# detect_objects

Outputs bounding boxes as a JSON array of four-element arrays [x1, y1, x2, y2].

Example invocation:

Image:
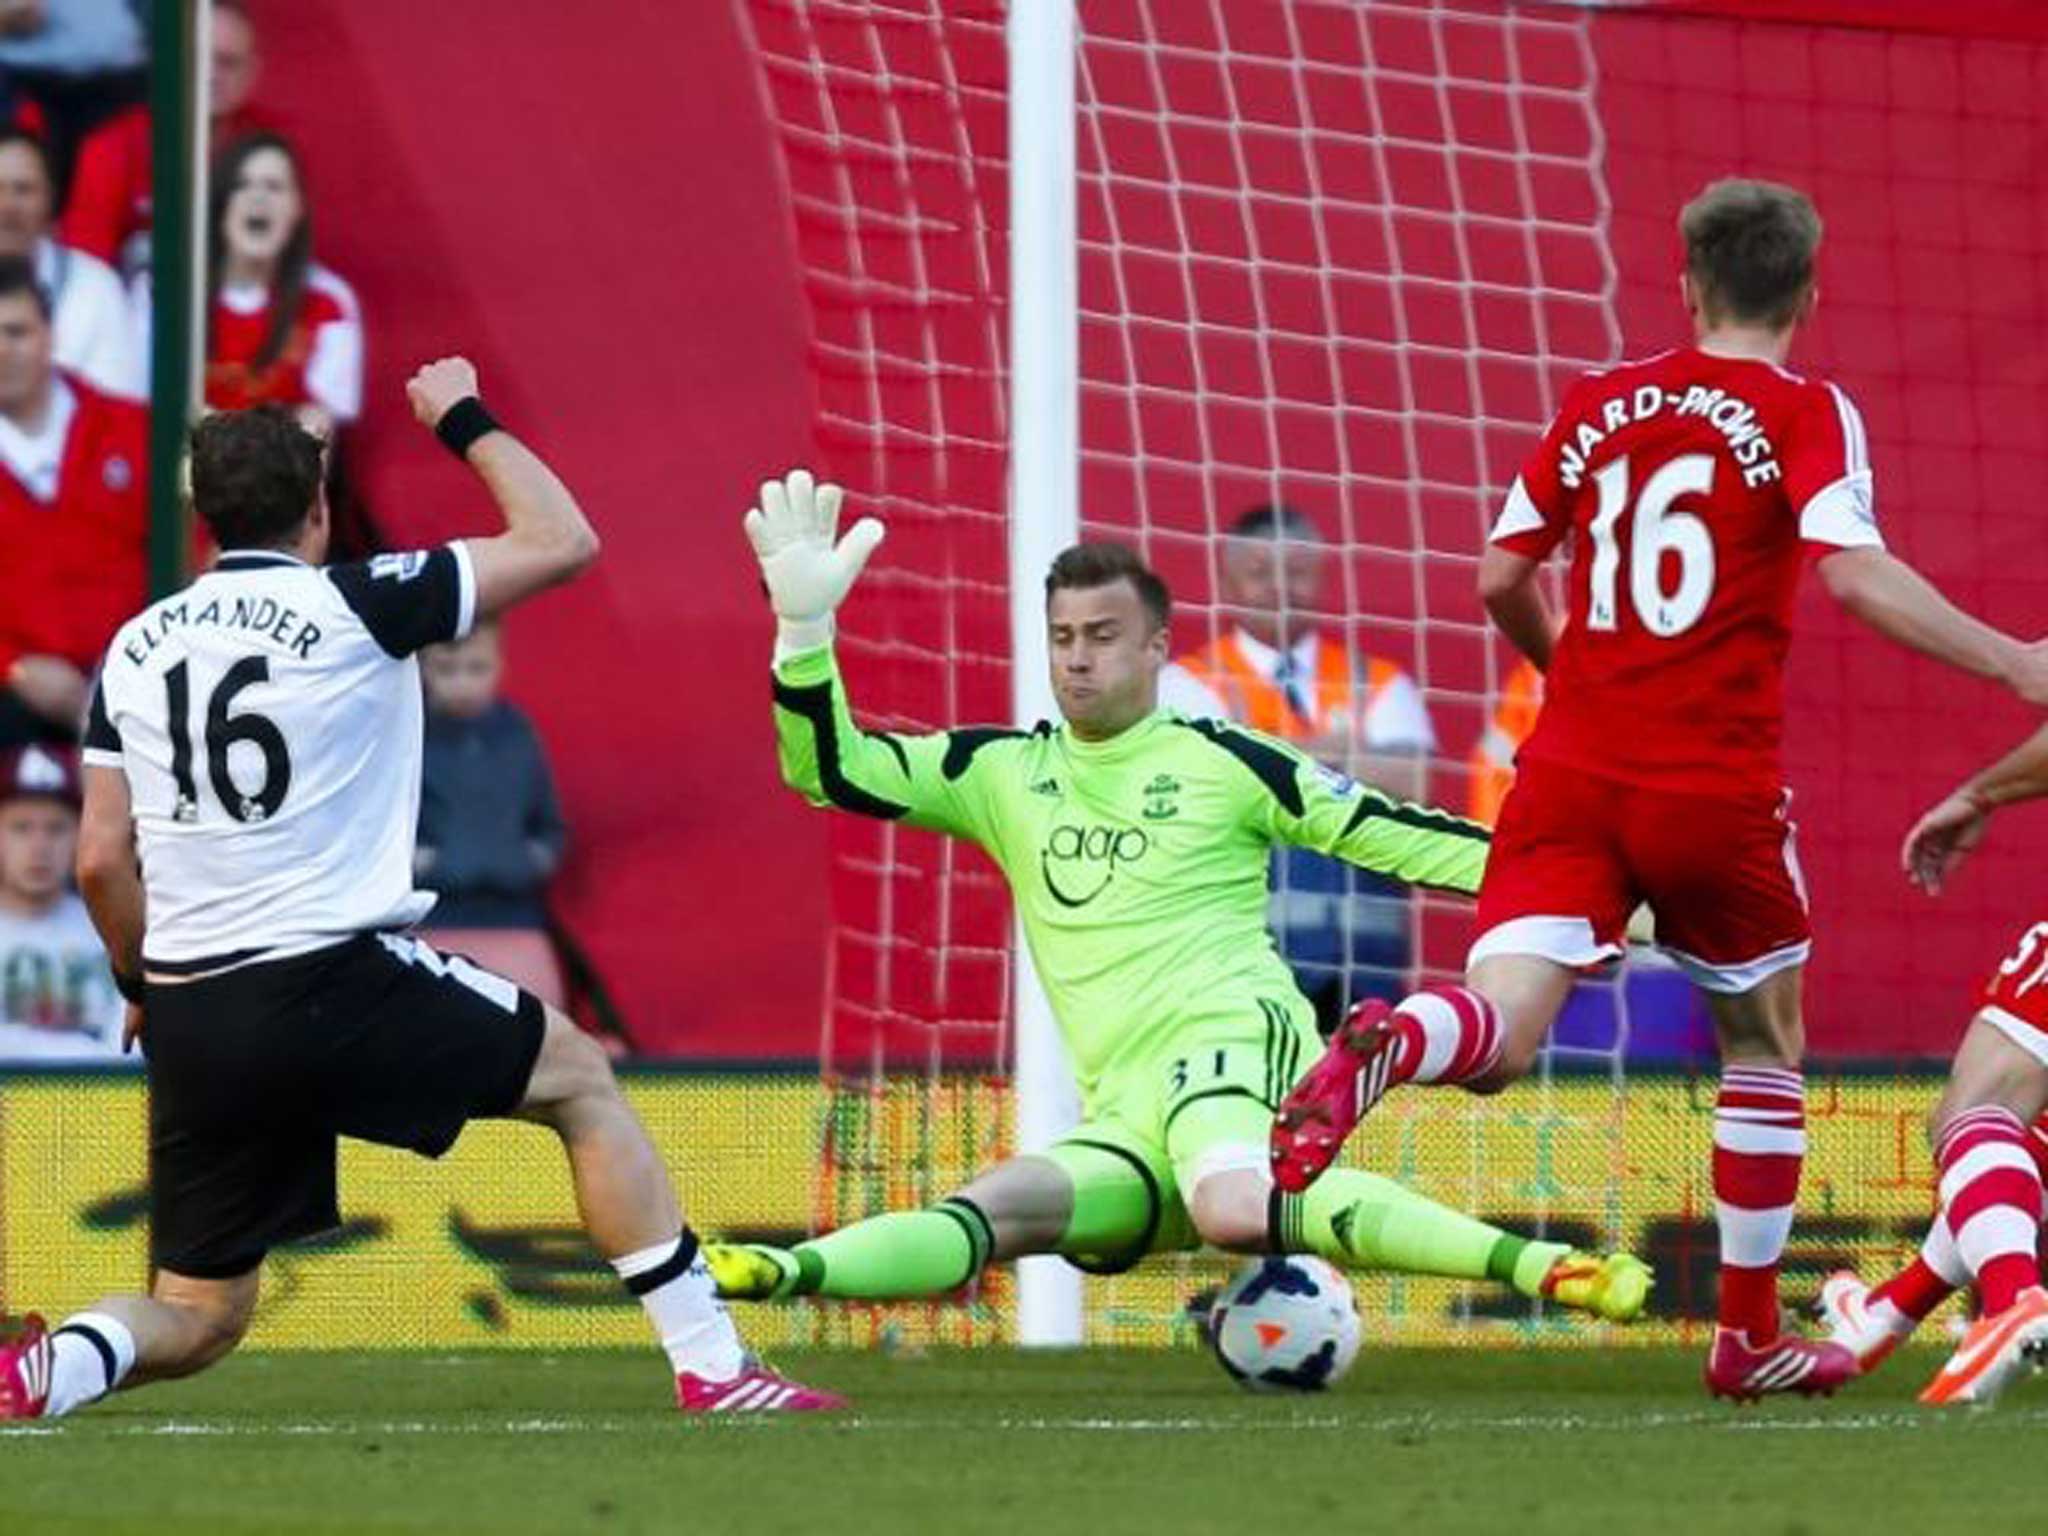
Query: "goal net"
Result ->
[[735, 0, 2010, 1348]]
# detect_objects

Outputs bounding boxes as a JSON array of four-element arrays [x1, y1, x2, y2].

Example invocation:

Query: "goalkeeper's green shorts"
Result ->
[[1044, 993, 1320, 1274]]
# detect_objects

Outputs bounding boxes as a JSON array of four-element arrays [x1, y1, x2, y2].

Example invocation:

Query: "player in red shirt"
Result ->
[[1814, 733, 2048, 1406], [1272, 178, 2048, 1399]]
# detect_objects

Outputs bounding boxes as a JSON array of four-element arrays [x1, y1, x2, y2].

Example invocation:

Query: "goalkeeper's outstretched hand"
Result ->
[[744, 469, 884, 649]]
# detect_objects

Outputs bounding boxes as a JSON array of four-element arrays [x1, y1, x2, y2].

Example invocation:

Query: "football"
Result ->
[[1208, 1256, 1362, 1392]]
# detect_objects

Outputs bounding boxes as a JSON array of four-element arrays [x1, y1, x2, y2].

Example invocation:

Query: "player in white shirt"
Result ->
[[0, 745, 122, 1060], [0, 361, 842, 1419]]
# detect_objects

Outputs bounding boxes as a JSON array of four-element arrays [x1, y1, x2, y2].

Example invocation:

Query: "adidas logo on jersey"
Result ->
[[1030, 777, 1060, 797]]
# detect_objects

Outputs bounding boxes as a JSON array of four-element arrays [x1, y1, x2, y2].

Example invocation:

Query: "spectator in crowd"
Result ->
[[0, 744, 122, 1060], [1163, 504, 1435, 796], [49, 97, 144, 273], [1160, 503, 1438, 1026], [0, 0, 143, 191], [0, 253, 145, 748], [202, 131, 361, 433], [416, 621, 569, 1006], [0, 127, 140, 398], [0, 1, 143, 93], [1468, 656, 1542, 824], [63, 0, 282, 277], [209, 0, 279, 152]]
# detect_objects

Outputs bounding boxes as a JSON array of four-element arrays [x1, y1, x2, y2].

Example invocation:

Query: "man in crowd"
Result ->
[[62, 0, 282, 278], [0, 253, 146, 748], [0, 128, 140, 398], [1162, 504, 1436, 1024]]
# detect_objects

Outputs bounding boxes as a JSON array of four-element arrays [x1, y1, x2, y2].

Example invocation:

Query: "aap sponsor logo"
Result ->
[[1039, 822, 1149, 908]]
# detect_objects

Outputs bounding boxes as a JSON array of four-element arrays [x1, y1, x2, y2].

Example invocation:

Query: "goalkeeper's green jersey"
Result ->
[[773, 644, 1489, 1099]]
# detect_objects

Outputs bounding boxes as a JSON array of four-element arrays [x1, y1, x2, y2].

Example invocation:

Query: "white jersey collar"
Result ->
[[1228, 623, 1320, 683], [0, 376, 76, 502]]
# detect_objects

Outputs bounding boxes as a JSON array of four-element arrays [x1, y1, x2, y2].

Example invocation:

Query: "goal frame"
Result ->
[[1007, 0, 1084, 1347]]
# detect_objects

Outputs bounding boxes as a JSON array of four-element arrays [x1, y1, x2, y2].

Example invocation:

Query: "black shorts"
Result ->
[[145, 932, 546, 1279]]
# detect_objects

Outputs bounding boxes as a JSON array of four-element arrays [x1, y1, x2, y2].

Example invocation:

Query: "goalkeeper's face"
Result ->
[[1047, 581, 1167, 741]]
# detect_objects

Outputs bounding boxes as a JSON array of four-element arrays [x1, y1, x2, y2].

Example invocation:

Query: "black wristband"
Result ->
[[112, 969, 144, 1005], [434, 397, 503, 459]]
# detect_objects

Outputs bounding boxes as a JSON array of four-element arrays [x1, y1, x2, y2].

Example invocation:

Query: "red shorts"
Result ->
[[1978, 921, 2048, 1068], [1472, 756, 1812, 993]]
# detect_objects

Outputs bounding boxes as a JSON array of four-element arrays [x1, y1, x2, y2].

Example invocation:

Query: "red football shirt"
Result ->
[[57, 105, 150, 267], [0, 378, 148, 679], [204, 266, 362, 422], [1492, 346, 1879, 800], [59, 104, 291, 267]]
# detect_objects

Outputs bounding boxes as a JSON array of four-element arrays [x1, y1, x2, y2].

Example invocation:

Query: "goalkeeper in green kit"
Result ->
[[713, 469, 1650, 1319]]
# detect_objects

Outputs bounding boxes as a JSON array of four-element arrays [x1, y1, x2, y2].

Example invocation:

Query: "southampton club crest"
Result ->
[[1140, 772, 1181, 821]]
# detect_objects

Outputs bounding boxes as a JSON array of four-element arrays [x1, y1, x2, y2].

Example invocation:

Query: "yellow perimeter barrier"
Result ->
[[0, 1067, 1953, 1350]]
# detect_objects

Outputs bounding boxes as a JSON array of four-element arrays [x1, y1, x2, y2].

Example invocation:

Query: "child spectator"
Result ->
[[202, 132, 361, 433], [0, 743, 122, 1060], [417, 621, 568, 1005]]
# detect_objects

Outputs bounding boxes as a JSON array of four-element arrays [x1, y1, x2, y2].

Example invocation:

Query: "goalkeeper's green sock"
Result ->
[[1273, 1169, 1566, 1297], [782, 1198, 996, 1299]]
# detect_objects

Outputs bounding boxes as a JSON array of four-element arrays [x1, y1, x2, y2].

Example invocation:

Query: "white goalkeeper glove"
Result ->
[[742, 467, 885, 656]]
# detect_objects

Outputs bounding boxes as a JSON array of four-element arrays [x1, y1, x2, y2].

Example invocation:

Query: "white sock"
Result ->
[[46, 1312, 137, 1418], [611, 1233, 745, 1381]]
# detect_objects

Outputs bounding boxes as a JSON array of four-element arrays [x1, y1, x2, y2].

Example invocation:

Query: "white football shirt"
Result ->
[[84, 544, 478, 969]]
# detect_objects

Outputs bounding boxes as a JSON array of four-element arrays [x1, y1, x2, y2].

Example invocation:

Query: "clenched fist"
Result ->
[[407, 357, 482, 428]]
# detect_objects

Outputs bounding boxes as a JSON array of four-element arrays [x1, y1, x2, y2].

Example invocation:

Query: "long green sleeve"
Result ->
[[1208, 721, 1492, 895], [771, 643, 1018, 844]]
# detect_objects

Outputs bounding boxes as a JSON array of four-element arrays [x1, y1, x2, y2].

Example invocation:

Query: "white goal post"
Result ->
[[1007, 0, 1086, 1348]]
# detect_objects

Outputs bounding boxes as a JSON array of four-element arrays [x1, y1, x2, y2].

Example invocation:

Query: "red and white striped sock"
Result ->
[[1713, 1063, 1806, 1341], [1867, 1233, 1959, 1332], [1387, 985, 1503, 1086], [1936, 1106, 2044, 1316]]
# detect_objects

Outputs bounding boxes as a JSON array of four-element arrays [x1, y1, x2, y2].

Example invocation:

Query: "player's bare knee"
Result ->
[[1707, 968, 1805, 1065], [1926, 1097, 1958, 1148], [1491, 1030, 1542, 1085], [1187, 1174, 1267, 1253], [521, 1009, 621, 1119], [951, 1155, 1072, 1254]]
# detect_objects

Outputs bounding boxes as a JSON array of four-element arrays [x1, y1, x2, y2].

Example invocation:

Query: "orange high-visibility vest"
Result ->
[[1175, 631, 1400, 744], [1468, 659, 1543, 824]]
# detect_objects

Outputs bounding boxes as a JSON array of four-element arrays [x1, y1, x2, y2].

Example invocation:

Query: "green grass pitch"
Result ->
[[1, 1346, 2039, 1535]]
